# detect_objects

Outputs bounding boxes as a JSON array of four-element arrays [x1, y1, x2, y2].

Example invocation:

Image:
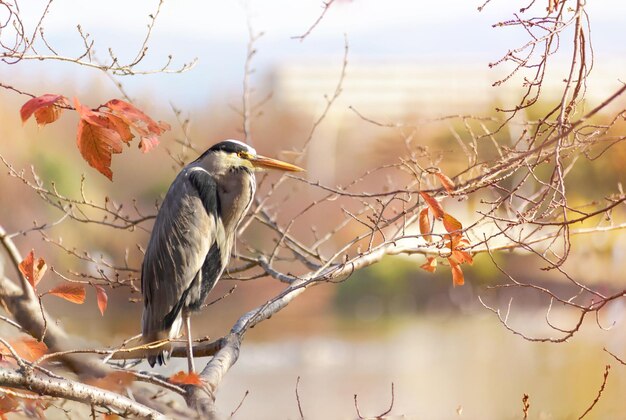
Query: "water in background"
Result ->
[[155, 307, 626, 419]]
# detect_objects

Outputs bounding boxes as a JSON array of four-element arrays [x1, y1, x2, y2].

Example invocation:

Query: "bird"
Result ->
[[141, 139, 303, 371]]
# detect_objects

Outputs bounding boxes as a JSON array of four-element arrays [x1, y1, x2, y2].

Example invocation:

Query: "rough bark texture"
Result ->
[[0, 368, 166, 419]]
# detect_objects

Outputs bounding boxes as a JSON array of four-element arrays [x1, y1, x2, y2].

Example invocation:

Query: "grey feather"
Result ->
[[140, 146, 256, 367]]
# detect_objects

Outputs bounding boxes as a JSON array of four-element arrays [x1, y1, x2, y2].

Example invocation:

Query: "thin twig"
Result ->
[[578, 365, 610, 419]]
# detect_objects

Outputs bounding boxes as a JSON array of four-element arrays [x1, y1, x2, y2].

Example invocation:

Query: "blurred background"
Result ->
[[2, 0, 626, 418]]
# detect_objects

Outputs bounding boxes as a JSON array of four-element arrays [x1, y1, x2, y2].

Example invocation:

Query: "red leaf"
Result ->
[[104, 99, 170, 136], [20, 94, 68, 126], [449, 259, 465, 286], [139, 133, 159, 153], [420, 257, 437, 273], [442, 213, 463, 233], [104, 99, 169, 151], [435, 172, 455, 194], [8, 337, 48, 362], [169, 371, 203, 386], [419, 191, 444, 219], [95, 285, 108, 316], [418, 208, 432, 242], [158, 121, 172, 132], [46, 284, 86, 304], [18, 250, 47, 290]]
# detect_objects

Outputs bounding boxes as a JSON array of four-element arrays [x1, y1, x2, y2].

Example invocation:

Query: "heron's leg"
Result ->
[[183, 312, 195, 373]]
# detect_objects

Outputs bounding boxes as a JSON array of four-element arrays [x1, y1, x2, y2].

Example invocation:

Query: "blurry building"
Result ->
[[269, 58, 625, 185], [270, 58, 626, 120]]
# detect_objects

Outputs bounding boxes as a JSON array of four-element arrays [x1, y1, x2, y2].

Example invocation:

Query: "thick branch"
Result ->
[[185, 240, 415, 413], [0, 367, 165, 419]]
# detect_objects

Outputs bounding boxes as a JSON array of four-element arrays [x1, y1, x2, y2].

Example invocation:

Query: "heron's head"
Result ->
[[204, 139, 303, 173]]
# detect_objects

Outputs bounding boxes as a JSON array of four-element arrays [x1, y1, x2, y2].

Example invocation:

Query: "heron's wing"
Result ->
[[141, 167, 220, 340]]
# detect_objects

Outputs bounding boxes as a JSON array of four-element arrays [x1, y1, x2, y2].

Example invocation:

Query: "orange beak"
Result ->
[[249, 154, 304, 172]]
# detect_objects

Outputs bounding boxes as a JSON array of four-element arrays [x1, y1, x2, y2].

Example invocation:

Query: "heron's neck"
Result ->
[[194, 152, 257, 233], [216, 168, 256, 234]]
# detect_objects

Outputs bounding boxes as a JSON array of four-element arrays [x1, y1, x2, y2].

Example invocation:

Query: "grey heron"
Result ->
[[141, 139, 303, 371]]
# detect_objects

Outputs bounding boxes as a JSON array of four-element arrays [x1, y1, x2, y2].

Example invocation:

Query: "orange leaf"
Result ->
[[452, 249, 474, 265], [95, 285, 108, 316], [46, 284, 86, 304], [76, 117, 124, 181], [75, 98, 133, 180], [0, 394, 19, 416], [449, 259, 465, 286], [420, 257, 437, 273], [419, 191, 444, 219], [435, 172, 455, 194], [102, 112, 134, 143], [169, 371, 203, 386], [446, 234, 473, 265], [20, 94, 68, 126], [442, 213, 463, 233], [8, 337, 48, 363], [418, 208, 432, 242], [18, 250, 47, 290]]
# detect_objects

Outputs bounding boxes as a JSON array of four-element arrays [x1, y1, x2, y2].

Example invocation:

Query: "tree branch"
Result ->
[[0, 367, 166, 419]]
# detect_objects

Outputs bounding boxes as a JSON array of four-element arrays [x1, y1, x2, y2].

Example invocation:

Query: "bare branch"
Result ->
[[578, 365, 610, 419], [292, 1, 336, 41]]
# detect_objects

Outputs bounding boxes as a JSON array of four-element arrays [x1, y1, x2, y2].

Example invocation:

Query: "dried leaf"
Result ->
[[0, 394, 19, 416], [104, 99, 160, 131], [76, 117, 124, 181], [449, 259, 465, 286], [9, 337, 48, 362], [158, 121, 172, 132], [169, 371, 203, 386], [104, 99, 169, 153], [104, 99, 171, 153], [452, 249, 474, 265], [102, 112, 134, 143], [419, 191, 444, 219], [74, 97, 128, 180], [20, 94, 68, 127], [46, 284, 86, 304], [18, 250, 47, 290], [138, 133, 159, 153], [95, 285, 108, 316], [446, 234, 473, 265], [443, 213, 463, 233], [435, 172, 455, 194], [418, 208, 432, 242], [420, 257, 437, 273], [86, 371, 135, 394]]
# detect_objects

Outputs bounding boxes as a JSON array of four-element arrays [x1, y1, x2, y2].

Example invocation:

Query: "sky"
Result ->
[[9, 0, 626, 108]]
